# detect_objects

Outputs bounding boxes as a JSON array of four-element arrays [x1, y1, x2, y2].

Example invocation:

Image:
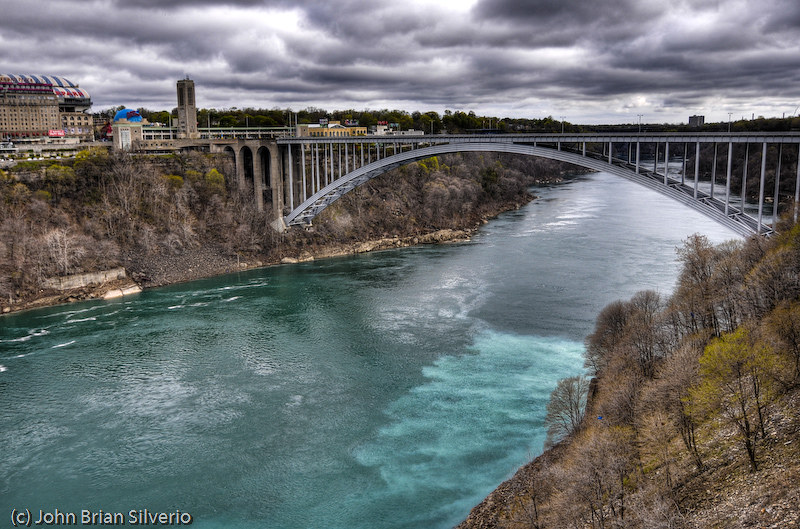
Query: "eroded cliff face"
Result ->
[[2, 151, 573, 314], [457, 222, 800, 529]]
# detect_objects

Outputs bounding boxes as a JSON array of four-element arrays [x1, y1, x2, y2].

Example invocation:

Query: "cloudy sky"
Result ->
[[3, 0, 800, 124]]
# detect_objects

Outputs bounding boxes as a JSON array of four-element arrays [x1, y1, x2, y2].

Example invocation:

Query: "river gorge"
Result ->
[[1, 171, 737, 528]]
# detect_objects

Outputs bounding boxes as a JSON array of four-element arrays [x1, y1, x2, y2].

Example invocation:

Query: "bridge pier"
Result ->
[[725, 142, 733, 216], [252, 147, 264, 212], [757, 143, 766, 233], [211, 139, 283, 215], [795, 152, 800, 223]]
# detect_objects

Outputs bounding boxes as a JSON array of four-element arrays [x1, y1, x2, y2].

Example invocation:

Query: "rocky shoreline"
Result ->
[[456, 443, 568, 529], [0, 224, 483, 316]]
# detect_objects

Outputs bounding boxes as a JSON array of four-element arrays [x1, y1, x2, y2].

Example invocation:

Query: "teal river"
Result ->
[[1, 172, 737, 528]]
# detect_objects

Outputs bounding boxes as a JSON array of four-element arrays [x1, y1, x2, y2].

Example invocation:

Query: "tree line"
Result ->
[[504, 218, 800, 528], [96, 104, 800, 136]]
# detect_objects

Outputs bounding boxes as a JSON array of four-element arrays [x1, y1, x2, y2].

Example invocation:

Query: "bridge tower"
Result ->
[[176, 78, 199, 139]]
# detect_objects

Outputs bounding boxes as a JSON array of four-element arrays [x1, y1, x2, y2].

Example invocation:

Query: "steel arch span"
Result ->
[[283, 142, 759, 237]]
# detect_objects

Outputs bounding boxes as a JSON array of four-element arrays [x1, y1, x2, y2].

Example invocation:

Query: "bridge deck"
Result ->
[[279, 132, 800, 145]]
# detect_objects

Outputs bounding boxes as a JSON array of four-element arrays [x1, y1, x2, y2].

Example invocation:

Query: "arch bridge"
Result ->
[[220, 133, 800, 237]]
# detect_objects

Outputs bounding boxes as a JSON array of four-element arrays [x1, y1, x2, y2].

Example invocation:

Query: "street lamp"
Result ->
[[560, 116, 565, 134], [728, 112, 733, 132], [637, 114, 643, 133]]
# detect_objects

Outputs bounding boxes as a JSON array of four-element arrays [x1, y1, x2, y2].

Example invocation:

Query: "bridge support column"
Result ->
[[682, 143, 687, 185], [287, 144, 294, 211], [315, 144, 321, 192], [301, 143, 307, 203], [653, 142, 658, 175], [795, 145, 800, 222], [773, 145, 782, 227], [711, 143, 717, 200], [309, 145, 315, 195], [253, 148, 264, 212], [757, 142, 767, 234], [323, 144, 329, 186], [268, 144, 283, 216], [725, 142, 733, 215], [635, 141, 640, 173], [236, 147, 246, 191], [608, 141, 612, 164], [329, 143, 334, 183], [664, 142, 669, 185], [742, 144, 750, 210], [694, 142, 700, 199]]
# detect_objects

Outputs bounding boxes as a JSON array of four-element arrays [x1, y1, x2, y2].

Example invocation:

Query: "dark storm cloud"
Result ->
[[3, 0, 799, 122]]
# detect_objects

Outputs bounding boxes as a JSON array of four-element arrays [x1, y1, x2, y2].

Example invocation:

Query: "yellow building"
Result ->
[[296, 121, 367, 137]]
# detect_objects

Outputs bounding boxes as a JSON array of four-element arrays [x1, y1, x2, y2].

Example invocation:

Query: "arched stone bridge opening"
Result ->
[[211, 140, 284, 214]]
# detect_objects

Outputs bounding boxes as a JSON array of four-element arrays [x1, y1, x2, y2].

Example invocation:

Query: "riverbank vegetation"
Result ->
[[0, 149, 572, 313], [459, 219, 800, 528]]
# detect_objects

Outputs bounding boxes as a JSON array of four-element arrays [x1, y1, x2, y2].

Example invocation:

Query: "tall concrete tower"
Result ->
[[176, 78, 199, 139]]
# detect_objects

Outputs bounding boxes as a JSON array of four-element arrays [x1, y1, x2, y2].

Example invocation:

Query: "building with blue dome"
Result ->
[[113, 108, 143, 123], [112, 107, 153, 150]]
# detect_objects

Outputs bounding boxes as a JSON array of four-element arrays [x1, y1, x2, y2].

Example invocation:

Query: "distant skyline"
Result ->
[[3, 0, 800, 124]]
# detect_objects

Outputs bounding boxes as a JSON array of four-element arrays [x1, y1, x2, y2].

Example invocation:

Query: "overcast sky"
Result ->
[[3, 0, 800, 124]]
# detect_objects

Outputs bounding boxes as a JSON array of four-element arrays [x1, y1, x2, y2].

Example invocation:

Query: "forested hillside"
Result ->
[[459, 219, 800, 529], [0, 149, 571, 312]]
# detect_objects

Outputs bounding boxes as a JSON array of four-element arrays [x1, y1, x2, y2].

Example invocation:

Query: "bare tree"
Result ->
[[43, 227, 86, 276], [545, 375, 590, 448], [626, 290, 667, 378], [643, 343, 706, 471], [763, 301, 800, 384], [585, 300, 633, 376]]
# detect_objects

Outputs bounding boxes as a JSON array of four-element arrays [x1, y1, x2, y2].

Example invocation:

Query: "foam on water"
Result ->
[[0, 328, 50, 343], [65, 317, 97, 324], [352, 329, 585, 527]]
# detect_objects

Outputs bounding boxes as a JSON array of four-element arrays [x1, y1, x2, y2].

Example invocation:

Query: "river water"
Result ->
[[1, 172, 737, 528]]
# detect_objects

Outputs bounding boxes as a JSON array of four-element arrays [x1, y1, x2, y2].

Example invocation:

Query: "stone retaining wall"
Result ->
[[42, 268, 127, 291]]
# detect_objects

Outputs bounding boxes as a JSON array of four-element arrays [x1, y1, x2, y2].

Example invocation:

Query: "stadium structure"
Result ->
[[0, 74, 93, 142]]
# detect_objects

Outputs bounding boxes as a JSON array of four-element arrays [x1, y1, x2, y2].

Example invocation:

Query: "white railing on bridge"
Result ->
[[142, 126, 294, 141]]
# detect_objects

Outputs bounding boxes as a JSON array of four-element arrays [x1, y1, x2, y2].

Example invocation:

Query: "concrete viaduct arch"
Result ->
[[211, 140, 284, 214]]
